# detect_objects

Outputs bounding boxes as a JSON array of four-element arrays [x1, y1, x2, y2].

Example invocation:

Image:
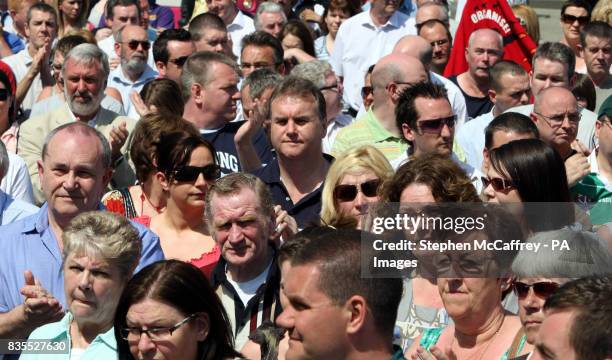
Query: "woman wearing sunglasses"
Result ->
[[114, 260, 242, 360], [320, 145, 393, 229], [506, 228, 612, 360], [483, 139, 574, 234], [150, 131, 222, 277]]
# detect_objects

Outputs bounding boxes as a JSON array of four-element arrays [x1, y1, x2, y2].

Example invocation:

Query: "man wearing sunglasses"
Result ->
[[109, 24, 158, 119], [153, 28, 195, 84], [572, 95, 612, 225], [559, 0, 592, 73], [394, 81, 484, 192], [332, 53, 429, 162]]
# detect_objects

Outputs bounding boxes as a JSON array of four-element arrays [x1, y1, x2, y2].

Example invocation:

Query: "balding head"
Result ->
[[534, 86, 576, 114], [468, 28, 503, 50], [416, 3, 449, 28], [393, 35, 433, 66], [532, 86, 579, 156], [372, 54, 429, 104], [466, 28, 504, 80]]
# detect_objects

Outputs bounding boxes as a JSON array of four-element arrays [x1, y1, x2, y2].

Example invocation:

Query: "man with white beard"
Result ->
[[107, 24, 158, 119], [17, 44, 137, 205]]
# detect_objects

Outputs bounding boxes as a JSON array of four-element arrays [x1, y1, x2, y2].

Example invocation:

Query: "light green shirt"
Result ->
[[331, 107, 409, 161], [21, 312, 117, 360]]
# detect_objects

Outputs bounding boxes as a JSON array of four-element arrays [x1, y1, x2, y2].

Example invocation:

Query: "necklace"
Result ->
[[451, 314, 505, 360], [140, 185, 164, 215]]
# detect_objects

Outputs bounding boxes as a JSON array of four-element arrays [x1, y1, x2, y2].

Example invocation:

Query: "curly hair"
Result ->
[[382, 153, 480, 203]]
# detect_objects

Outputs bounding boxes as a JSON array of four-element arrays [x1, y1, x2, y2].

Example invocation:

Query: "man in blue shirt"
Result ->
[[0, 141, 37, 225], [0, 122, 164, 340]]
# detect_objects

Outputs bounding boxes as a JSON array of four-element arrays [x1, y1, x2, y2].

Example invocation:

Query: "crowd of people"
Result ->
[[0, 0, 611, 359]]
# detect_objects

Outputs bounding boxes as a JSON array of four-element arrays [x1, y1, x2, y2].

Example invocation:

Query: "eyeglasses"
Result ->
[[333, 179, 381, 202], [416, 115, 456, 134], [481, 176, 515, 192], [319, 83, 339, 92], [168, 56, 189, 66], [361, 86, 373, 99], [561, 14, 590, 26], [514, 281, 560, 299], [122, 40, 151, 51], [534, 111, 581, 127], [0, 88, 10, 101], [173, 164, 221, 182], [120, 314, 197, 341], [239, 62, 275, 71]]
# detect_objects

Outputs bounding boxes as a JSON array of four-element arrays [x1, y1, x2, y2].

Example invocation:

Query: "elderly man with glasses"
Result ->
[[108, 24, 158, 119]]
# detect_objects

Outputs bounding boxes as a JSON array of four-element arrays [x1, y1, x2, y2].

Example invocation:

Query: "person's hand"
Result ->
[[235, 97, 265, 145], [571, 139, 590, 156], [412, 346, 453, 360], [95, 27, 113, 41], [30, 40, 52, 75], [130, 90, 151, 117], [271, 205, 298, 245], [109, 121, 129, 160], [19, 271, 64, 327], [109, 56, 121, 70], [299, 8, 322, 23], [565, 152, 590, 187]]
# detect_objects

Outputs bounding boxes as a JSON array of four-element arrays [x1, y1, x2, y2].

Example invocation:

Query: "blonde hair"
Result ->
[[512, 4, 540, 44], [62, 211, 141, 279], [55, 0, 91, 38], [591, 0, 612, 24], [320, 146, 393, 226]]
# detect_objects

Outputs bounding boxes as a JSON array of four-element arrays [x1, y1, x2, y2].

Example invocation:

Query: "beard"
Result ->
[[123, 56, 147, 77], [66, 86, 105, 117]]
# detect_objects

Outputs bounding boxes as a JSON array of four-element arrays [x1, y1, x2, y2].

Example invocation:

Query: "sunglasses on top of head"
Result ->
[[333, 179, 381, 202], [173, 164, 221, 182]]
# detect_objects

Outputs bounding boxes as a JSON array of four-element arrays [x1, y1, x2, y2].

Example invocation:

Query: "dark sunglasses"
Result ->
[[334, 179, 381, 202], [168, 56, 189, 66], [361, 86, 373, 98], [173, 164, 221, 182], [417, 115, 456, 134], [514, 281, 560, 299], [123, 40, 151, 51], [0, 88, 10, 101], [481, 176, 515, 192], [561, 14, 590, 25]]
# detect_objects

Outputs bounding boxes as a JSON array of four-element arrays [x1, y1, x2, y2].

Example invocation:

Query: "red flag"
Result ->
[[443, 0, 537, 77]]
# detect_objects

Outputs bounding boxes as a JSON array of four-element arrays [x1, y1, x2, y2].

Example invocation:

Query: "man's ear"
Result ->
[[191, 83, 204, 105], [530, 112, 539, 124], [102, 166, 113, 188], [155, 61, 167, 77], [595, 119, 602, 139], [114, 42, 121, 57], [488, 88, 497, 104], [37, 160, 44, 185], [401, 123, 416, 142], [24, 21, 31, 38], [344, 295, 367, 335]]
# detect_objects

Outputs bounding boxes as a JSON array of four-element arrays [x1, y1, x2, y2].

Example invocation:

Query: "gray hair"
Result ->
[[254, 1, 287, 30], [42, 122, 112, 170], [512, 229, 612, 278], [417, 3, 449, 23], [0, 141, 8, 179], [205, 172, 275, 236], [291, 60, 332, 89], [180, 51, 240, 101], [242, 68, 283, 98], [63, 43, 110, 80], [533, 42, 576, 81], [62, 211, 141, 280]]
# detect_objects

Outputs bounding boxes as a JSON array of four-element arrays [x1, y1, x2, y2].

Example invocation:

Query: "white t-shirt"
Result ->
[[225, 260, 272, 306]]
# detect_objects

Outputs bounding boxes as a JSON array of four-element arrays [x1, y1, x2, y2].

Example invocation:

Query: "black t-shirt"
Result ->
[[201, 121, 274, 176], [449, 75, 494, 119]]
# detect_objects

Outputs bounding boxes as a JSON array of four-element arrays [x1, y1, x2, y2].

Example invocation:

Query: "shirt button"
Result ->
[[285, 197, 290, 201]]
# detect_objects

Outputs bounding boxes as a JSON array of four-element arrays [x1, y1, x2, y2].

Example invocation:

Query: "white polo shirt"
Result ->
[[330, 10, 416, 112], [3, 48, 42, 116], [228, 10, 255, 60], [108, 65, 158, 119]]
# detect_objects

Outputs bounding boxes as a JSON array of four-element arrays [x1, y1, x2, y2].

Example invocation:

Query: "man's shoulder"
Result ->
[[0, 210, 40, 243], [337, 11, 370, 34], [20, 105, 71, 134], [504, 104, 533, 116]]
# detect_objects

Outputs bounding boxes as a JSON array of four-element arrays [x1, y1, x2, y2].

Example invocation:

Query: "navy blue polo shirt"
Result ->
[[251, 154, 333, 229], [201, 121, 274, 177]]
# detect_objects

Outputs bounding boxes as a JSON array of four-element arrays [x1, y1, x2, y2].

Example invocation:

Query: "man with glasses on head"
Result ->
[[239, 31, 285, 78], [559, 0, 592, 73], [572, 95, 612, 225], [182, 51, 273, 177], [108, 24, 158, 119], [332, 54, 429, 162], [531, 86, 590, 187], [393, 81, 484, 192], [153, 28, 195, 84]]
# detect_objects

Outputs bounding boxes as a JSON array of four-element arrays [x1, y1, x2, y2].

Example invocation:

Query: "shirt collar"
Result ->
[[363, 9, 404, 29], [334, 113, 353, 126], [228, 10, 247, 31], [111, 65, 158, 86], [365, 107, 401, 142], [51, 313, 117, 350], [66, 103, 101, 126]]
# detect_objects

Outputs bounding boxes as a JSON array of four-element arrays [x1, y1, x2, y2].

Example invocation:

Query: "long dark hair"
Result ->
[[114, 260, 241, 360], [489, 138, 574, 231], [155, 131, 217, 181]]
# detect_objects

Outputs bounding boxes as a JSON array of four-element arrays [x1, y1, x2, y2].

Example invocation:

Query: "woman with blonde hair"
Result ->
[[320, 145, 393, 229], [54, 0, 92, 38], [512, 4, 541, 44], [591, 0, 612, 24]]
